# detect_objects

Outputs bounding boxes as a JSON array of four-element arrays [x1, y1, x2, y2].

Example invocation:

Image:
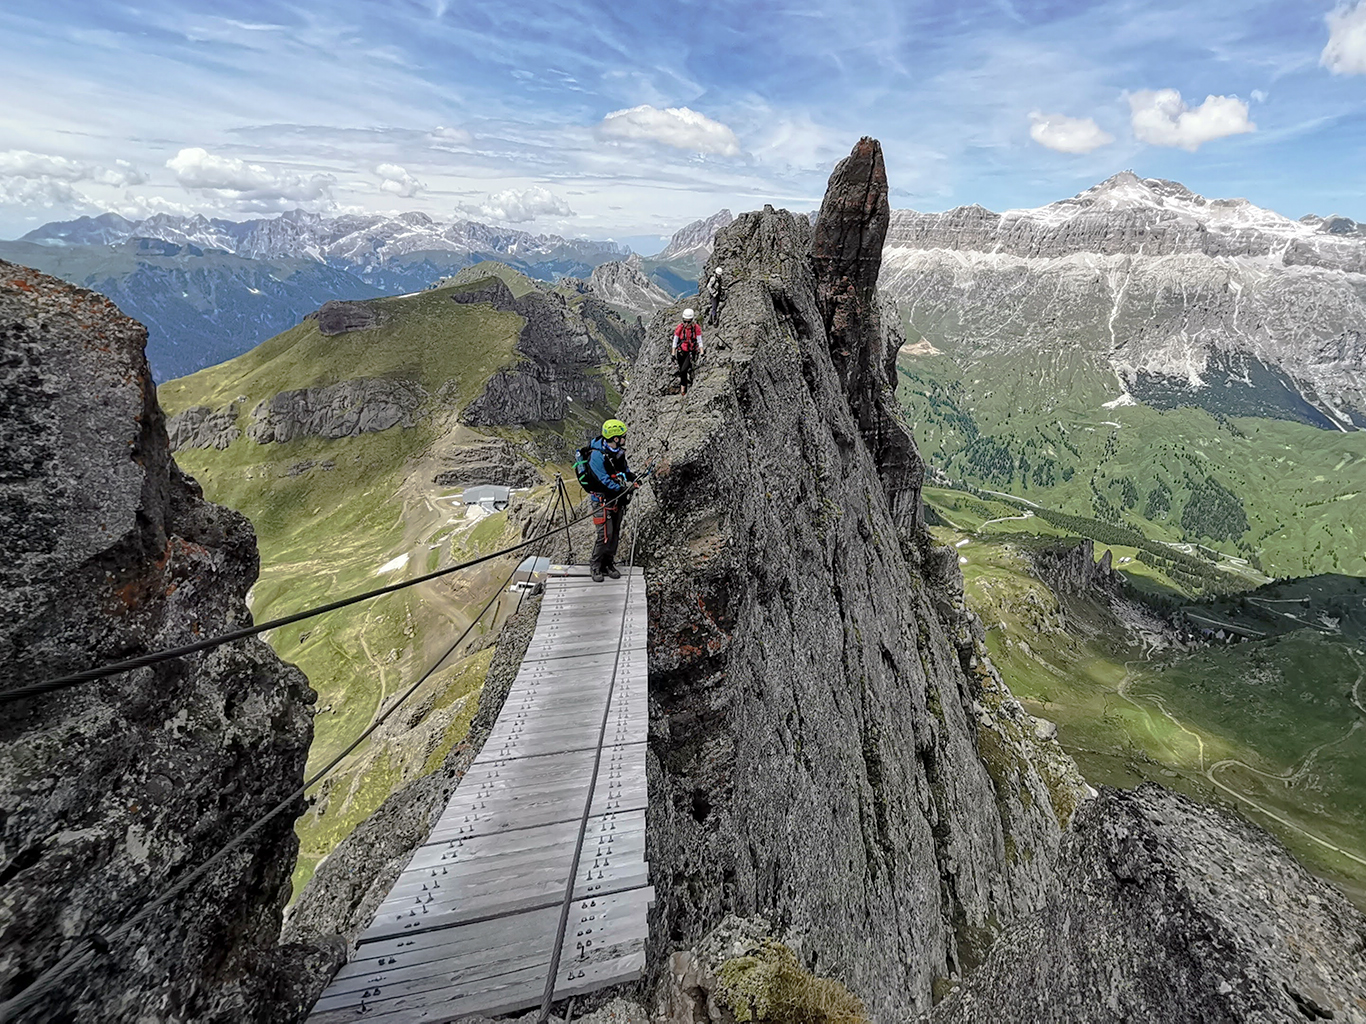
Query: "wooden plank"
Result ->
[[307, 563, 652, 1024], [315, 892, 654, 1024]]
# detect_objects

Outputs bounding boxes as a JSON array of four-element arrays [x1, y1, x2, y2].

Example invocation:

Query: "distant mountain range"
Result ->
[[883, 171, 1366, 429], [1, 210, 715, 380]]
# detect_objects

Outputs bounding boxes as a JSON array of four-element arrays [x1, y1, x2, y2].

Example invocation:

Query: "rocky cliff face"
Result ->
[[245, 378, 428, 443], [616, 142, 1084, 1021], [588, 253, 676, 318], [881, 172, 1366, 428], [928, 785, 1366, 1023], [0, 261, 330, 1021], [656, 210, 735, 264], [453, 276, 615, 425]]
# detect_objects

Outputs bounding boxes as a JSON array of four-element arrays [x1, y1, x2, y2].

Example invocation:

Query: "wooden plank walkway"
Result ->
[[308, 567, 652, 1023]]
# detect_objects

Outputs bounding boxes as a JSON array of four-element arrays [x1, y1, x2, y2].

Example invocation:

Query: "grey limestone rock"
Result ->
[[453, 277, 613, 425], [927, 785, 1366, 1024], [1031, 537, 1126, 598], [658, 210, 735, 264], [880, 172, 1366, 428], [245, 377, 427, 443], [0, 260, 332, 1022], [588, 254, 675, 318], [611, 142, 1084, 1021], [431, 437, 542, 489], [166, 399, 242, 450], [307, 298, 385, 336]]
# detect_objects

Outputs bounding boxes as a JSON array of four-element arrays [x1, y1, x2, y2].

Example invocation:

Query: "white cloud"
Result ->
[[460, 185, 574, 223], [166, 147, 334, 203], [1322, 2, 1366, 75], [1127, 89, 1255, 151], [596, 105, 741, 156], [1027, 112, 1115, 154], [375, 162, 425, 198], [429, 125, 472, 145], [0, 150, 145, 186], [0, 176, 93, 208]]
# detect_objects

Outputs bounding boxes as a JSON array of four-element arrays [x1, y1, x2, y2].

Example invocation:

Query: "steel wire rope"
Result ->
[[6, 387, 692, 706], [0, 498, 562, 1024], [3, 370, 693, 1019], [1, 502, 607, 705]]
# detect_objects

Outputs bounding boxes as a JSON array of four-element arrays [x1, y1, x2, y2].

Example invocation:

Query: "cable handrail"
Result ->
[[1, 373, 695, 1019], [0, 498, 563, 1024]]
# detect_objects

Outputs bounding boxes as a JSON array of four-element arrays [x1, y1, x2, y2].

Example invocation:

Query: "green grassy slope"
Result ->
[[899, 346, 1366, 580], [160, 279, 616, 896], [160, 279, 524, 413], [927, 495, 1366, 909]]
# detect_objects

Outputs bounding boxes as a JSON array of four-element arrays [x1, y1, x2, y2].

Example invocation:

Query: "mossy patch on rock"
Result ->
[[717, 938, 869, 1024]]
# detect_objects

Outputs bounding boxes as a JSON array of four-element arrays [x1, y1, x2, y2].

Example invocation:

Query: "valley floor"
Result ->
[[925, 493, 1366, 911]]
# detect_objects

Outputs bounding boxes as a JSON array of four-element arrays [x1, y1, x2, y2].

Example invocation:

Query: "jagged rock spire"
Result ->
[[811, 137, 924, 533]]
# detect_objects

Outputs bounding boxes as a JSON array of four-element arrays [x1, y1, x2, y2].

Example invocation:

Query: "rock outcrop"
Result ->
[[167, 399, 243, 450], [431, 437, 543, 488], [306, 299, 385, 336], [613, 142, 1084, 1021], [0, 261, 330, 1021], [588, 254, 675, 318], [656, 210, 735, 264], [881, 172, 1366, 428], [1031, 538, 1126, 598], [452, 277, 613, 425], [809, 137, 924, 533], [928, 785, 1366, 1023], [245, 377, 428, 444]]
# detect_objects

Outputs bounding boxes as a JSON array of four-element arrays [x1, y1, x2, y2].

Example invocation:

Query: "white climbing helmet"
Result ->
[[682, 308, 695, 320], [713, 267, 723, 277]]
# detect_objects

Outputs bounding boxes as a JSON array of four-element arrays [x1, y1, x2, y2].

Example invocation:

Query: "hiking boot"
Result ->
[[591, 568, 604, 583], [605, 564, 622, 580]]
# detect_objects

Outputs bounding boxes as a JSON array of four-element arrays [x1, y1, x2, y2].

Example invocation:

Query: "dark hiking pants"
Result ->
[[676, 349, 695, 390], [590, 492, 624, 572]]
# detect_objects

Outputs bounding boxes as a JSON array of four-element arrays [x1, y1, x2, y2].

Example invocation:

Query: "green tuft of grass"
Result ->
[[717, 939, 869, 1024]]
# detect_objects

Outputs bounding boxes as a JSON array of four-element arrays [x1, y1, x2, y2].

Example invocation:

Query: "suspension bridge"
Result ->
[[306, 564, 653, 1023]]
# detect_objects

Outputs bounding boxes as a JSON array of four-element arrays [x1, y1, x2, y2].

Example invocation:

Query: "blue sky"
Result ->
[[1, 0, 1364, 248]]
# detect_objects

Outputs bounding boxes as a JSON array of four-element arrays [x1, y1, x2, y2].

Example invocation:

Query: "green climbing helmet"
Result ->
[[602, 418, 628, 440]]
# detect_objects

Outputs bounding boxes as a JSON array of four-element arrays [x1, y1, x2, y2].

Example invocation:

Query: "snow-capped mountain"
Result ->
[[882, 172, 1366, 428], [23, 209, 631, 285]]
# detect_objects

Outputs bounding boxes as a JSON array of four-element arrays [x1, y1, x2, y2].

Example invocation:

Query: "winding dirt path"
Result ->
[[1117, 645, 1366, 868]]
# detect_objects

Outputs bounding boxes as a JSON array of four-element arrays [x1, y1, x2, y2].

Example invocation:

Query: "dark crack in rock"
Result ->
[[928, 785, 1366, 1024], [0, 260, 335, 1023]]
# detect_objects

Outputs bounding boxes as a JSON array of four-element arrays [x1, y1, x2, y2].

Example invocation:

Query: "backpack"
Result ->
[[574, 443, 601, 493], [676, 321, 701, 353]]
